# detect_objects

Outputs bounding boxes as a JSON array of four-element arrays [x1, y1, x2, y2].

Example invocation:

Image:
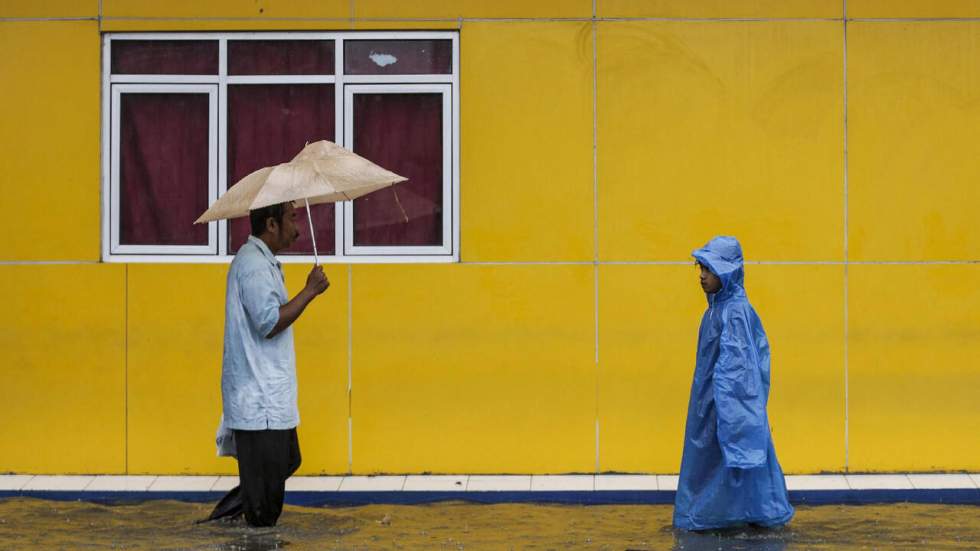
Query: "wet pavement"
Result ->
[[0, 497, 978, 549]]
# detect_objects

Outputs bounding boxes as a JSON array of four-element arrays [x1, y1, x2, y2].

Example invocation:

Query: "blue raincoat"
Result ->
[[673, 236, 794, 530]]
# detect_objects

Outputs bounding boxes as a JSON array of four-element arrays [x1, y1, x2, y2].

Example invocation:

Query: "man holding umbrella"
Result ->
[[197, 141, 407, 526], [205, 202, 329, 527]]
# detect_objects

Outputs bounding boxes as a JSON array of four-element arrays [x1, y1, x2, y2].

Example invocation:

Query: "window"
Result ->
[[102, 32, 459, 263]]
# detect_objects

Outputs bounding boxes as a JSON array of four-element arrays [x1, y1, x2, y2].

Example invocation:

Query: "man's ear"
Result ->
[[265, 216, 279, 234]]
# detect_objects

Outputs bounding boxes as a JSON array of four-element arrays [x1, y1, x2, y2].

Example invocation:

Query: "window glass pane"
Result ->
[[229, 40, 335, 75], [119, 93, 210, 246], [352, 93, 443, 246], [344, 40, 452, 75], [111, 40, 218, 75], [227, 84, 335, 255]]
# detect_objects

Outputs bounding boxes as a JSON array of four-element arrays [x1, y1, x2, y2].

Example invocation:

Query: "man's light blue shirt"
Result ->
[[221, 235, 299, 430]]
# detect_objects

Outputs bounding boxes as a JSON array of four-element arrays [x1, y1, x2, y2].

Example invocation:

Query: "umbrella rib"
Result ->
[[392, 188, 409, 223]]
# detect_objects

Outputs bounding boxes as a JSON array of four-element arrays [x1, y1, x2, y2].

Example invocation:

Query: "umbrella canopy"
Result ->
[[194, 140, 406, 224]]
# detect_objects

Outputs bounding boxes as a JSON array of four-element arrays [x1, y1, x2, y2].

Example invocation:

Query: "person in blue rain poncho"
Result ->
[[673, 236, 794, 531]]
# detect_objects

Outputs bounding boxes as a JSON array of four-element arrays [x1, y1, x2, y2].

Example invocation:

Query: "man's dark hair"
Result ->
[[249, 202, 288, 236]]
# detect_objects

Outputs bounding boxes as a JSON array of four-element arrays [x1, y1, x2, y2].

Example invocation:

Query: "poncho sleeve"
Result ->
[[713, 305, 769, 469]]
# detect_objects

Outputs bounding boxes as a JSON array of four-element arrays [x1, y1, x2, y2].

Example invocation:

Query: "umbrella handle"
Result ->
[[304, 198, 318, 266]]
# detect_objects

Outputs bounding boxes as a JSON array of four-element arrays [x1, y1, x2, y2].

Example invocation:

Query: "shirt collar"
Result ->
[[247, 235, 280, 268]]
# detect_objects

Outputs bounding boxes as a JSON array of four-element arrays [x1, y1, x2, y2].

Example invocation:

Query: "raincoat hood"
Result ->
[[692, 236, 744, 301]]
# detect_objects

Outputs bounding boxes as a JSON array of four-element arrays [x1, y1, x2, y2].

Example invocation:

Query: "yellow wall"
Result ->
[[598, 20, 844, 261], [849, 265, 980, 472], [461, 22, 595, 263], [0, 1, 977, 475], [0, 265, 125, 474], [0, 21, 100, 261], [352, 265, 595, 473]]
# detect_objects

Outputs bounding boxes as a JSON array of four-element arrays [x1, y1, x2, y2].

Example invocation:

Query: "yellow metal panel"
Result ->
[[0, 0, 98, 17], [127, 265, 229, 474], [849, 1, 980, 18], [849, 264, 980, 472], [848, 23, 980, 261], [349, 20, 462, 30], [598, 264, 844, 474], [597, 21, 844, 262], [461, 23, 594, 262], [284, 263, 350, 475], [750, 264, 845, 473], [0, 265, 125, 474], [351, 264, 595, 474], [354, 0, 592, 19], [597, 265, 700, 473], [598, 0, 841, 18], [102, 0, 348, 30], [102, 0, 348, 18], [127, 263, 348, 475], [101, 19, 354, 31], [0, 22, 99, 261]]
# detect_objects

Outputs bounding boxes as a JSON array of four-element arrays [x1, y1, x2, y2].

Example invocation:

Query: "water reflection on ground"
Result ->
[[0, 498, 977, 549]]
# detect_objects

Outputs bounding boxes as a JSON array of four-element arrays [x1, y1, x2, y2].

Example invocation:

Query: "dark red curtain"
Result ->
[[119, 93, 210, 246], [227, 84, 335, 254], [229, 40, 334, 75], [112, 40, 218, 74], [352, 93, 443, 246], [344, 40, 452, 75]]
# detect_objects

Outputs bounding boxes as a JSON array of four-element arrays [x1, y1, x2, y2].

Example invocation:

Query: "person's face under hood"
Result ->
[[698, 263, 722, 294]]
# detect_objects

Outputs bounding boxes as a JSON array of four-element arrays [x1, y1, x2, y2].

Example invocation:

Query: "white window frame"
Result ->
[[101, 31, 460, 264], [108, 84, 219, 256], [343, 84, 453, 257]]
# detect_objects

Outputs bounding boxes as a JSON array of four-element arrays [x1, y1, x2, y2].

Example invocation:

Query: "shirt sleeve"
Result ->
[[712, 306, 768, 469], [238, 268, 282, 338]]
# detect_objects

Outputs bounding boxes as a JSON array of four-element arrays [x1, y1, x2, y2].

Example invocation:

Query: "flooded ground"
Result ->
[[0, 498, 977, 550]]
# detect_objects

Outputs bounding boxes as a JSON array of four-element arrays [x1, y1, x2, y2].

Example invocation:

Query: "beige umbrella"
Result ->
[[195, 140, 407, 264]]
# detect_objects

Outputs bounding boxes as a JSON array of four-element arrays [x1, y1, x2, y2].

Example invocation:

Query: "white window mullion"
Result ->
[[208, 89, 219, 252], [441, 88, 453, 259], [101, 35, 113, 262], [218, 39, 229, 256], [452, 34, 460, 261], [98, 254, 459, 264], [342, 74, 453, 84], [108, 31, 454, 41], [335, 37, 346, 261], [109, 86, 122, 255], [342, 89, 356, 257], [226, 75, 336, 84], [110, 74, 221, 84]]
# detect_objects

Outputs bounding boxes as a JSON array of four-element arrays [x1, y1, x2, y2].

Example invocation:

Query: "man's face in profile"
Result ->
[[269, 202, 301, 251]]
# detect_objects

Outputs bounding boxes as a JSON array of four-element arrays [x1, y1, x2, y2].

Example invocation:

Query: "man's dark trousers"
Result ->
[[206, 428, 301, 526]]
